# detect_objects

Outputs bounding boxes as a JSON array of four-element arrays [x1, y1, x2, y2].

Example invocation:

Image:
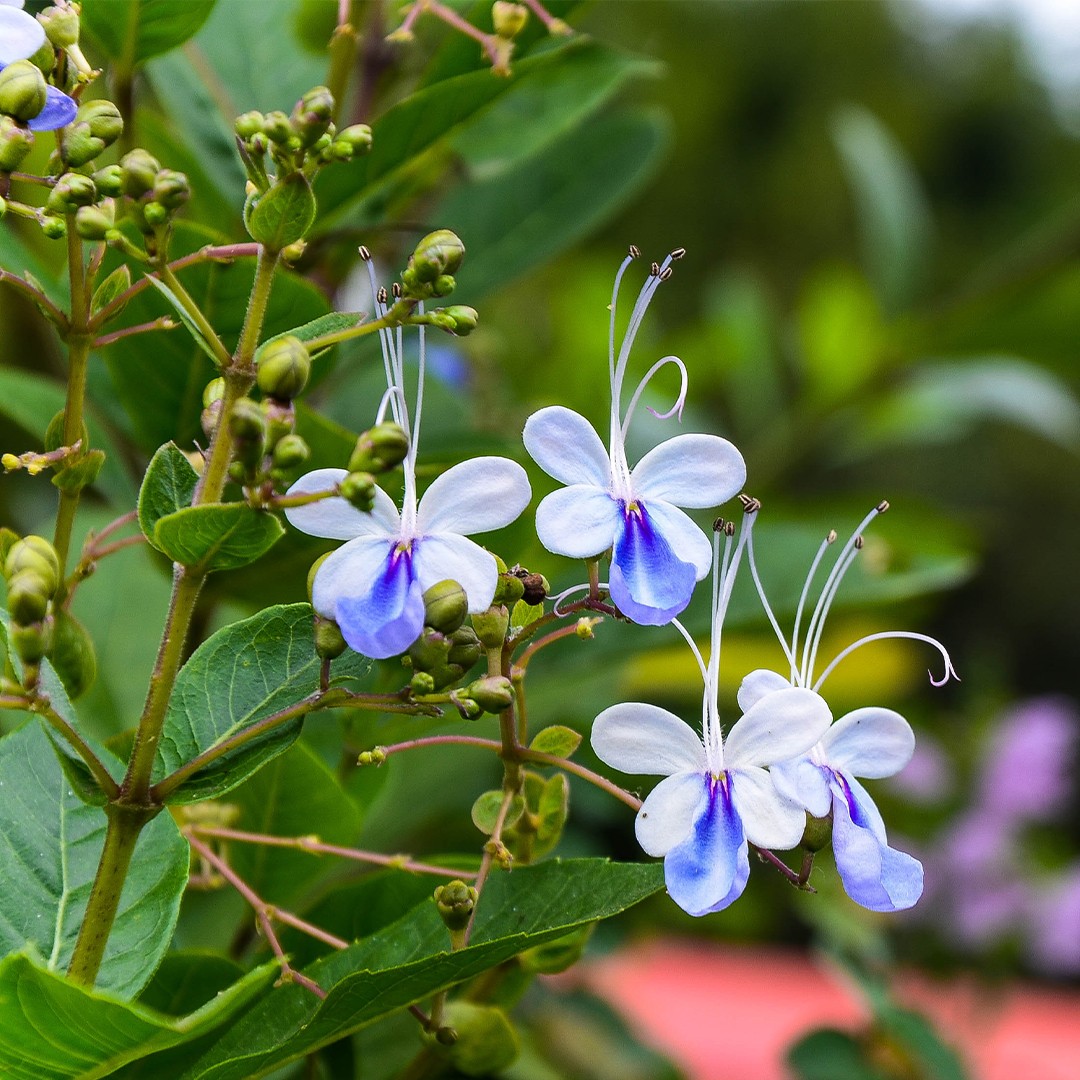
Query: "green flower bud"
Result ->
[[38, 5, 81, 49], [0, 116, 34, 172], [119, 148, 160, 198], [332, 123, 372, 158], [314, 614, 347, 660], [28, 40, 55, 76], [423, 579, 467, 634], [272, 433, 310, 471], [409, 670, 435, 696], [235, 110, 265, 139], [153, 169, 190, 210], [446, 625, 482, 669], [262, 110, 291, 144], [408, 626, 450, 672], [409, 229, 465, 283], [466, 675, 513, 713], [46, 172, 97, 214], [429, 662, 465, 691], [290, 85, 334, 147], [492, 1, 529, 38], [0, 61, 47, 124], [228, 398, 267, 465], [91, 164, 123, 197], [433, 880, 477, 933], [437, 1002, 519, 1076], [41, 215, 66, 240], [142, 200, 169, 227], [801, 812, 833, 853], [201, 400, 222, 441], [5, 535, 61, 595], [493, 572, 524, 605], [439, 305, 478, 336], [260, 397, 296, 446], [432, 274, 455, 297], [75, 203, 113, 241], [471, 605, 508, 649], [338, 471, 375, 512], [456, 695, 483, 721], [202, 377, 226, 409], [256, 335, 311, 400], [7, 571, 51, 625], [48, 609, 96, 700], [11, 622, 50, 665], [347, 422, 409, 473]]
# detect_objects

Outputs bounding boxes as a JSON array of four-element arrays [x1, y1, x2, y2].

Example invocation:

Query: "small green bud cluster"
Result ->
[[224, 388, 311, 491], [400, 229, 465, 301], [402, 580, 483, 695], [347, 422, 410, 474], [60, 100, 123, 168], [433, 880, 477, 933], [3, 535, 60, 666], [114, 149, 191, 235]]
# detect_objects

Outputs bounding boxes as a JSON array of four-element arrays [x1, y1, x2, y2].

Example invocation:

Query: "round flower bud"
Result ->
[[0, 116, 34, 172], [262, 111, 291, 144], [423, 579, 467, 634], [432, 274, 455, 298], [38, 5, 81, 49], [272, 433, 310, 471], [446, 626, 482, 669], [228, 397, 267, 451], [801, 812, 833, 853], [46, 172, 97, 214], [202, 377, 225, 408], [290, 85, 334, 147], [0, 61, 47, 124], [142, 200, 169, 227], [260, 397, 296, 446], [119, 148, 160, 198], [466, 675, 514, 714], [492, 1, 529, 39], [409, 229, 465, 283], [11, 622, 49, 665], [74, 203, 114, 241], [81, 100, 123, 144], [28, 40, 56, 76], [235, 110, 265, 139], [41, 215, 66, 240], [408, 626, 450, 672], [409, 670, 436, 696], [314, 614, 347, 660], [7, 571, 51, 625], [59, 124, 102, 168], [347, 422, 409, 473], [91, 164, 123, 197], [440, 305, 478, 336], [256, 335, 311, 400], [5, 535, 61, 595], [48, 609, 96, 700], [438, 1002, 519, 1076], [471, 605, 508, 649], [433, 880, 477, 933], [493, 572, 524, 605], [153, 169, 191, 210], [338, 471, 375, 512], [332, 123, 372, 158]]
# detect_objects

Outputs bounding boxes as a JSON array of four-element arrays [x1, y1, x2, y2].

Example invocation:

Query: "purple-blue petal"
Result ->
[[664, 774, 750, 916], [27, 85, 77, 131], [830, 772, 923, 912], [608, 500, 698, 626], [335, 544, 425, 659]]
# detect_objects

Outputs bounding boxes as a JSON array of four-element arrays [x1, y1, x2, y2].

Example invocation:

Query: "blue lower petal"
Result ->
[[335, 544, 425, 659], [608, 501, 698, 626], [28, 85, 77, 132], [831, 772, 923, 912], [664, 774, 750, 916]]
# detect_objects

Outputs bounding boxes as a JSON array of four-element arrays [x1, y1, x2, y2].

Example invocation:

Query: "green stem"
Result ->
[[234, 246, 279, 374], [0, 269, 69, 330], [33, 699, 120, 801], [326, 0, 360, 123], [67, 804, 155, 985]]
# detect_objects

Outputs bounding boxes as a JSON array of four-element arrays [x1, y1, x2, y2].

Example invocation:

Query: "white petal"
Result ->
[[731, 766, 807, 850], [822, 708, 915, 779], [310, 535, 394, 618], [534, 485, 620, 559], [416, 457, 531, 535], [737, 669, 792, 713], [724, 687, 832, 770], [413, 533, 498, 613], [639, 500, 713, 578], [772, 758, 831, 818], [635, 771, 707, 857], [523, 406, 612, 488], [592, 703, 706, 776], [284, 469, 399, 539], [0, 8, 45, 65], [632, 434, 746, 509]]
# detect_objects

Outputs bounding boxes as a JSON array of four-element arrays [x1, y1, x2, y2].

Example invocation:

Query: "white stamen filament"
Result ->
[[789, 533, 834, 683], [619, 355, 687, 444], [744, 517, 799, 681], [803, 547, 858, 687], [812, 631, 959, 692]]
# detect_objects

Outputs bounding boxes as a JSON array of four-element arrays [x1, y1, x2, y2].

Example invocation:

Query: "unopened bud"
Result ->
[[338, 471, 375, 512], [11, 622, 49, 665], [38, 5, 81, 49], [7, 572, 51, 625], [272, 433, 310, 471], [466, 675, 513, 713], [153, 169, 190, 210], [142, 200, 169, 228], [438, 1002, 519, 1075], [120, 148, 160, 198], [408, 626, 450, 672], [423, 579, 468, 633], [202, 378, 225, 408], [290, 85, 334, 147], [5, 535, 60, 595], [228, 397, 267, 452], [432, 274, 455, 297], [260, 397, 295, 446], [433, 880, 477, 932], [262, 110, 291, 144], [41, 215, 66, 240], [0, 116, 34, 171], [492, 2, 528, 38], [91, 164, 123, 197], [409, 670, 435, 696], [348, 422, 409, 473], [493, 572, 524, 605], [356, 747, 386, 766], [439, 304, 478, 336], [446, 625, 482, 669], [235, 110, 265, 140], [409, 229, 465, 283], [314, 614, 347, 659], [332, 123, 372, 159], [256, 335, 311, 400], [471, 605, 508, 649], [0, 61, 47, 123], [75, 203, 113, 241], [801, 812, 833, 853], [46, 172, 97, 214]]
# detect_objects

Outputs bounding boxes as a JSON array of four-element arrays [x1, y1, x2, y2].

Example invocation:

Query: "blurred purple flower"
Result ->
[[887, 734, 953, 805], [1029, 868, 1080, 975]]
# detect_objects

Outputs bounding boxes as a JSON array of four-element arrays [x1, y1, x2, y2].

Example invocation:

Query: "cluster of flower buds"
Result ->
[[403, 580, 484, 698], [222, 391, 307, 492], [399, 229, 466, 302], [2, 534, 60, 667]]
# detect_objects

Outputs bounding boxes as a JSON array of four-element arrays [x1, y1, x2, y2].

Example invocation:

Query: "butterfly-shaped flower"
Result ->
[[736, 501, 958, 911], [0, 1, 77, 131], [591, 519, 832, 915], [285, 260, 530, 659], [523, 250, 745, 626]]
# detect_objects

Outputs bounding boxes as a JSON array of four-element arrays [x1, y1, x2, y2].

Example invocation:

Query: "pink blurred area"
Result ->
[[580, 941, 1080, 1080]]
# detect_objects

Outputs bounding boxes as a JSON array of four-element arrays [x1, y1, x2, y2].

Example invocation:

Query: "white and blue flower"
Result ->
[[591, 519, 832, 915], [523, 250, 745, 626], [737, 502, 958, 912], [0, 1, 77, 131], [284, 263, 531, 659]]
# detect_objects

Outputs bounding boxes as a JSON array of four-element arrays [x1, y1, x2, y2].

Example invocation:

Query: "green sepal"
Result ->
[[246, 172, 316, 251], [51, 448, 105, 492], [47, 608, 97, 700], [528, 725, 581, 758], [471, 789, 525, 835], [91, 263, 133, 319], [138, 441, 199, 545], [152, 502, 284, 572]]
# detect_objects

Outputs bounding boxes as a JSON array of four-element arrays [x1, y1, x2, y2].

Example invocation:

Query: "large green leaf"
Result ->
[[0, 723, 187, 999], [152, 502, 285, 572], [153, 603, 370, 803], [183, 858, 666, 1079], [0, 951, 276, 1080], [435, 108, 670, 298], [138, 441, 200, 543], [81, 0, 217, 66]]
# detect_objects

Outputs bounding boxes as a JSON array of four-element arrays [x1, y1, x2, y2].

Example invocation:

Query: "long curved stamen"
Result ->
[[619, 355, 687, 443], [375, 386, 406, 425], [671, 616, 711, 693], [609, 248, 638, 392], [812, 631, 960, 691], [363, 258, 405, 431], [550, 581, 610, 615], [804, 546, 859, 686], [743, 515, 799, 681], [790, 531, 836, 681], [611, 252, 679, 405]]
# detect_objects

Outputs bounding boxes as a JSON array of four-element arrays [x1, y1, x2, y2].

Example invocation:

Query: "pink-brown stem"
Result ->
[[421, 0, 503, 68], [754, 846, 816, 892], [92, 316, 177, 349], [513, 622, 582, 673]]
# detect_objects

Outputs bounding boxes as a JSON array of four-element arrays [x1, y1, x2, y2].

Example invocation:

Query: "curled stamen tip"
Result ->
[[738, 493, 761, 514], [391, 282, 402, 298], [827, 529, 838, 543], [876, 499, 890, 514], [358, 245, 371, 260], [628, 244, 640, 259], [659, 267, 673, 282], [670, 247, 686, 260], [376, 286, 388, 304]]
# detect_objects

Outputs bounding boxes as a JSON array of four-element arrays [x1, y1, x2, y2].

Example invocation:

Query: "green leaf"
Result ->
[[510, 599, 543, 631], [143, 275, 225, 365], [434, 107, 670, 298], [152, 503, 285, 572], [529, 725, 581, 758], [0, 951, 276, 1080], [832, 105, 933, 313], [257, 311, 363, 362], [154, 603, 370, 803], [0, 723, 187, 999], [81, 0, 217, 66], [138, 441, 200, 545], [227, 741, 362, 909], [471, 789, 526, 835], [532, 772, 569, 860], [246, 174, 317, 251], [182, 858, 666, 1079], [786, 1028, 878, 1080]]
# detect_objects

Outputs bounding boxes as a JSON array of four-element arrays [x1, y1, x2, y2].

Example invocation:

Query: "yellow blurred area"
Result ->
[[619, 618, 923, 712]]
